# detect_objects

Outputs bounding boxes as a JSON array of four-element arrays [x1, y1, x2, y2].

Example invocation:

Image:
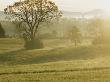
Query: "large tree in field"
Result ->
[[4, 0, 62, 49]]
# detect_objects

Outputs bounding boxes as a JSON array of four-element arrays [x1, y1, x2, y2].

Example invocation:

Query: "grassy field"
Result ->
[[0, 38, 110, 82]]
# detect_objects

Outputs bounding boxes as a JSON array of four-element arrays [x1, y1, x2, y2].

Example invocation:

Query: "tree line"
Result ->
[[0, 0, 106, 49]]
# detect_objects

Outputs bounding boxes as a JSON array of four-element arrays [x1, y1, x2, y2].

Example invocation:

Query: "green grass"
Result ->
[[0, 38, 24, 53], [0, 69, 110, 82], [0, 38, 110, 82], [0, 59, 110, 82]]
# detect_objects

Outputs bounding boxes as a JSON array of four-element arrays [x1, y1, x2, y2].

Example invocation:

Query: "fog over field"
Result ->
[[0, 0, 110, 82]]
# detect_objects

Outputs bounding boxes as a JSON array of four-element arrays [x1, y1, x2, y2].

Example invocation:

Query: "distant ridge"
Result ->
[[0, 9, 109, 21], [62, 9, 109, 18], [85, 9, 106, 15]]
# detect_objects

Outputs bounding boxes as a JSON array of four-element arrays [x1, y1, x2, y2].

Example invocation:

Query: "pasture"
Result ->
[[0, 38, 110, 82]]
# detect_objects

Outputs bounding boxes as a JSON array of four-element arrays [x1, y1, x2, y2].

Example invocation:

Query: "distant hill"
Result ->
[[0, 9, 110, 21], [62, 11, 82, 18], [85, 9, 106, 15], [62, 9, 110, 19]]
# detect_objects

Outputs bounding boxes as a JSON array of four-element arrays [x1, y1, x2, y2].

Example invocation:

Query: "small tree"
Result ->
[[5, 0, 61, 49], [87, 18, 104, 45], [0, 23, 5, 38], [67, 26, 82, 47], [87, 18, 104, 38]]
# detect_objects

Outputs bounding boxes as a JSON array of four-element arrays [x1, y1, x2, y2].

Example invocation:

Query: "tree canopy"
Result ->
[[4, 0, 62, 49]]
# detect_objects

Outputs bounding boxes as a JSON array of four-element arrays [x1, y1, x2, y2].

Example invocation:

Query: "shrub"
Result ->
[[24, 38, 44, 50], [92, 36, 110, 45], [0, 23, 5, 38]]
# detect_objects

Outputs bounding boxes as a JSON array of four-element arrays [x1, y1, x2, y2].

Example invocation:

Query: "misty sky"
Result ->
[[0, 0, 110, 12]]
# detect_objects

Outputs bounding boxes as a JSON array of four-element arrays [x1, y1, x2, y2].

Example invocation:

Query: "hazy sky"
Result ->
[[0, 0, 110, 12]]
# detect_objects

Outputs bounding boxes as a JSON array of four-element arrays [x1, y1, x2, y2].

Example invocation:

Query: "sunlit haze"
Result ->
[[0, 0, 110, 12]]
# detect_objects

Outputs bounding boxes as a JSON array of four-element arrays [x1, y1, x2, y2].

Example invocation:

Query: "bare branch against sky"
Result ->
[[0, 0, 110, 12]]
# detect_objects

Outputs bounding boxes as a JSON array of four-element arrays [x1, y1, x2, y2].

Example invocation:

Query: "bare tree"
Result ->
[[4, 0, 62, 49]]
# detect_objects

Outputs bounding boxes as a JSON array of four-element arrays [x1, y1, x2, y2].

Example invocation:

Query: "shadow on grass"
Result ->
[[0, 45, 109, 65], [0, 49, 26, 65]]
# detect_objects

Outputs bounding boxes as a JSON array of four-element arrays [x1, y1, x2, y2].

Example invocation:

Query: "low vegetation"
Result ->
[[0, 38, 110, 81]]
